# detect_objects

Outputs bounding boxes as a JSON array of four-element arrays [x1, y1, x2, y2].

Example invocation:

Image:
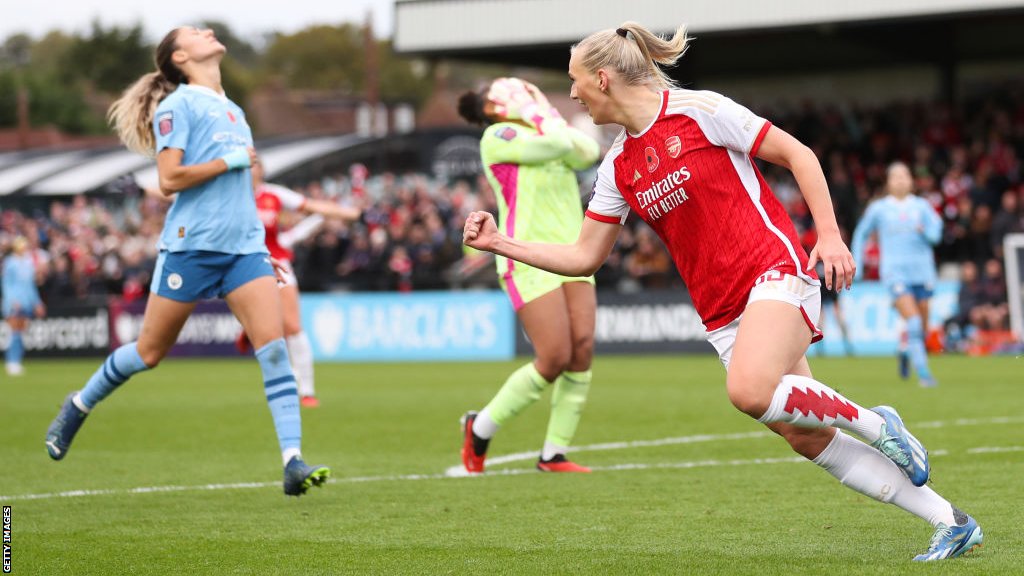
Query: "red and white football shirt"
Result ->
[[586, 89, 818, 331], [255, 183, 306, 261]]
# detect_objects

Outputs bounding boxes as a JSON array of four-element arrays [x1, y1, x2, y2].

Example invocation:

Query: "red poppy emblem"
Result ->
[[645, 147, 659, 173], [227, 111, 237, 123], [665, 136, 682, 158]]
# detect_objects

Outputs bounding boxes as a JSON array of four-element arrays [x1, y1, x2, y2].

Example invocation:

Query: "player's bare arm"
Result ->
[[302, 198, 362, 222], [463, 211, 619, 277], [755, 126, 856, 290], [157, 146, 255, 194]]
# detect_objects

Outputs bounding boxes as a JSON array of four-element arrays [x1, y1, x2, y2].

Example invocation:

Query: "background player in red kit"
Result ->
[[240, 155, 362, 407], [463, 21, 982, 562]]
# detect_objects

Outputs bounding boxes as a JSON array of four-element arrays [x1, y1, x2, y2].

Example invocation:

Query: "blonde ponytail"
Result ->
[[107, 28, 187, 157], [107, 72, 178, 157], [573, 22, 689, 90]]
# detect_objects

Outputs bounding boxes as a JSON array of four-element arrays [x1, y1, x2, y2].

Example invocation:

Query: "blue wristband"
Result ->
[[221, 148, 250, 170]]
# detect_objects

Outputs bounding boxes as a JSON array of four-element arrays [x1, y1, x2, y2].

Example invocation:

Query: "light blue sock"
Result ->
[[255, 338, 302, 458], [7, 331, 24, 364], [79, 343, 150, 409], [906, 316, 933, 380]]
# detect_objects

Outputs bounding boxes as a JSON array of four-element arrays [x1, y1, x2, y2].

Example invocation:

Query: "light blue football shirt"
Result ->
[[852, 195, 943, 287], [2, 254, 41, 313], [153, 84, 266, 254]]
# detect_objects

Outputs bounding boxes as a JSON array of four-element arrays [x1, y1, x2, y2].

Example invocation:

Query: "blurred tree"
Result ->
[[0, 34, 32, 70], [63, 21, 151, 93], [25, 72, 104, 133], [29, 31, 75, 73], [263, 25, 363, 92], [378, 40, 431, 107], [0, 72, 16, 125]]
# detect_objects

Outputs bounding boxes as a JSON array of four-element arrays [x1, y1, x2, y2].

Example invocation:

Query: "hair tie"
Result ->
[[616, 28, 629, 38]]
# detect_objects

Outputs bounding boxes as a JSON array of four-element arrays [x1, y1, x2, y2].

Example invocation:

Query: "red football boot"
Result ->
[[460, 411, 487, 474], [536, 454, 591, 473]]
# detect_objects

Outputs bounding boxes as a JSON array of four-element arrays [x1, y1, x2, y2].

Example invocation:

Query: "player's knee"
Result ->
[[726, 383, 769, 418], [136, 347, 165, 369], [725, 371, 772, 417], [535, 350, 571, 382]]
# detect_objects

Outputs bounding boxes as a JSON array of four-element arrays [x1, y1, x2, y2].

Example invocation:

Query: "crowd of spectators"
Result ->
[[2, 82, 1023, 346]]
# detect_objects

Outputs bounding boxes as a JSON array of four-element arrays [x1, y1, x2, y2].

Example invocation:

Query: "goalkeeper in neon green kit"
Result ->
[[457, 78, 601, 473]]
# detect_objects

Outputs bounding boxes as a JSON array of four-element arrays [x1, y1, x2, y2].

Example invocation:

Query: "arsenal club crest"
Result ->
[[645, 146, 659, 173], [665, 135, 682, 159]]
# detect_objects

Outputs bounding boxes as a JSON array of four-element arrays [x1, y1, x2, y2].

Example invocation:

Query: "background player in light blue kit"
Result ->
[[44, 26, 329, 496], [2, 236, 45, 376], [852, 161, 943, 387]]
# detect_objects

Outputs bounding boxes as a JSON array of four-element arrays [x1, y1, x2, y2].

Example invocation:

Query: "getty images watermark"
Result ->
[[3, 506, 10, 573]]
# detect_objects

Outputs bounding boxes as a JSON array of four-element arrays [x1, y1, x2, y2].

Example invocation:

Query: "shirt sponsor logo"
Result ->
[[212, 133, 250, 145], [634, 166, 692, 221], [645, 146, 659, 172], [665, 135, 682, 158], [158, 112, 173, 136]]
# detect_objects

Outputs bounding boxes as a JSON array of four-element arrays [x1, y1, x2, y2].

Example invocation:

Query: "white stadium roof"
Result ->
[[132, 134, 364, 190], [395, 0, 1024, 52], [0, 151, 90, 196], [0, 134, 366, 197]]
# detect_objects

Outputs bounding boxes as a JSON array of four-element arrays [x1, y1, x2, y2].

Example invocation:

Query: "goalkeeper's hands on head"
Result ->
[[487, 78, 565, 131]]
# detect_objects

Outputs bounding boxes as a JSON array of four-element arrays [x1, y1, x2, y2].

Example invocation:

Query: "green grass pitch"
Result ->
[[2, 354, 1021, 575]]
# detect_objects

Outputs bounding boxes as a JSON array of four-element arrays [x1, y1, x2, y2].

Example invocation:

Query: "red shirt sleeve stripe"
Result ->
[[585, 210, 623, 224], [749, 120, 772, 157]]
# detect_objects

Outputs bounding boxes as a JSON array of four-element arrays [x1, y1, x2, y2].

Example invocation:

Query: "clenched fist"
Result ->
[[463, 211, 499, 251]]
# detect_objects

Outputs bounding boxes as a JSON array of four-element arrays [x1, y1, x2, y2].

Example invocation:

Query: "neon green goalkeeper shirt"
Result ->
[[479, 119, 600, 278]]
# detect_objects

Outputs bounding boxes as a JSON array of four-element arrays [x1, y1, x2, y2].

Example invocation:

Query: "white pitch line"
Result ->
[[2, 482, 278, 502], [480, 430, 773, 468], [967, 446, 1024, 454], [446, 414, 1024, 475], [9, 446, 1020, 502], [4, 413, 1021, 502], [913, 415, 1024, 428]]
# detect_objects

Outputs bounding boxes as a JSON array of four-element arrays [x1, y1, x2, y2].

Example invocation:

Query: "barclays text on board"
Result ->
[[301, 291, 515, 361]]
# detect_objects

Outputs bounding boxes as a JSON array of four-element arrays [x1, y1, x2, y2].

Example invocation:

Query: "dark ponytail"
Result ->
[[457, 90, 489, 125]]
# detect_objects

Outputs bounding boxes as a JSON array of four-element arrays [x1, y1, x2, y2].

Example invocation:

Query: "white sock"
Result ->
[[541, 442, 567, 461], [286, 331, 316, 397], [759, 375, 886, 443], [472, 408, 500, 440], [282, 447, 302, 466], [72, 392, 92, 413], [813, 431, 955, 527]]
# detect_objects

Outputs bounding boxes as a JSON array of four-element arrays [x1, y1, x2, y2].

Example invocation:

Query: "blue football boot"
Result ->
[[870, 405, 929, 486], [45, 392, 89, 461], [283, 456, 330, 496], [914, 509, 983, 561]]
